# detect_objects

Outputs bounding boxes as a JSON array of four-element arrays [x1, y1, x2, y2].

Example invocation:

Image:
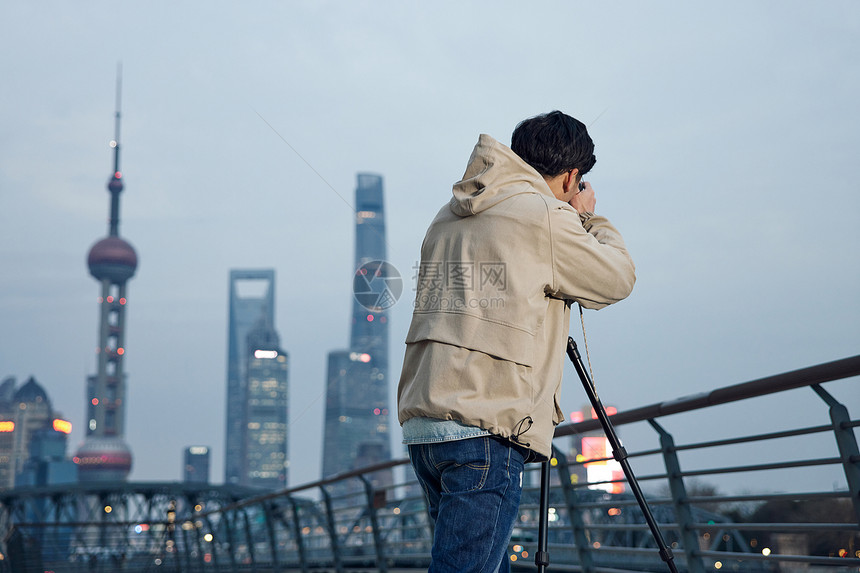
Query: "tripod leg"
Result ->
[[536, 461, 550, 571], [566, 337, 679, 573]]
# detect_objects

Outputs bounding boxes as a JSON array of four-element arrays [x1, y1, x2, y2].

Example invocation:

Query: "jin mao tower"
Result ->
[[225, 270, 289, 488], [75, 78, 136, 482]]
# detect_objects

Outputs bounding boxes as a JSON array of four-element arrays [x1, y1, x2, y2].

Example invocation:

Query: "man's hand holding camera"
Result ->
[[569, 180, 596, 215]]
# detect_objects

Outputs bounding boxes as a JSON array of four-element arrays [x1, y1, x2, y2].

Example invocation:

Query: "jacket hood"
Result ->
[[450, 134, 555, 217]]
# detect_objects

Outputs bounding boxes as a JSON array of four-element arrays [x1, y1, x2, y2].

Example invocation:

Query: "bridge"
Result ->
[[1, 355, 858, 572]]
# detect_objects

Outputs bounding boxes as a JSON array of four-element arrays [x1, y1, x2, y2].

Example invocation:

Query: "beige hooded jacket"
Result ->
[[397, 134, 635, 458]]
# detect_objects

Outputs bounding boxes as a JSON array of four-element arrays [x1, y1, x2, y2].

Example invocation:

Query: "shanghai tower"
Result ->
[[349, 173, 389, 362], [74, 77, 135, 482], [322, 174, 394, 487]]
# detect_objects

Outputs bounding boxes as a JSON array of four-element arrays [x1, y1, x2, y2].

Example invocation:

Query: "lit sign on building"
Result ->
[[569, 406, 624, 493], [0, 421, 13, 432], [580, 436, 624, 494], [254, 350, 278, 359], [53, 419, 73, 434]]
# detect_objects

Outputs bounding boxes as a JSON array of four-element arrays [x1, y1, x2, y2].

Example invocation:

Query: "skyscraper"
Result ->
[[322, 174, 392, 487], [183, 446, 210, 484], [75, 78, 136, 482], [244, 321, 288, 489], [321, 351, 389, 481], [225, 269, 289, 488], [0, 377, 75, 488], [350, 173, 389, 363]]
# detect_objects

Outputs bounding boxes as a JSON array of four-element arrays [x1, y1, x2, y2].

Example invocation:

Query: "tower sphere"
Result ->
[[75, 436, 133, 482], [108, 175, 124, 194], [87, 236, 138, 282]]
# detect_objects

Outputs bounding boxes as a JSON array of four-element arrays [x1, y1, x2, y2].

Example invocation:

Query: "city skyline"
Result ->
[[1, 3, 857, 493]]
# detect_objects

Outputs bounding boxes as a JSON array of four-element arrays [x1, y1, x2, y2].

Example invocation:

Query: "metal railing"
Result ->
[[1, 354, 858, 572]]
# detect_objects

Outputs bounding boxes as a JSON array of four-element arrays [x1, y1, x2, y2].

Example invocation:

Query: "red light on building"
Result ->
[[92, 398, 99, 406], [0, 421, 14, 432], [53, 419, 73, 434], [366, 314, 374, 322], [119, 297, 127, 305], [107, 296, 114, 303], [590, 406, 618, 419], [117, 347, 125, 355], [359, 353, 371, 363], [373, 408, 381, 415], [570, 411, 584, 423]]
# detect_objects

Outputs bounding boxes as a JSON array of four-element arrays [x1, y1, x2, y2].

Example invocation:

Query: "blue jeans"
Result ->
[[409, 436, 527, 573]]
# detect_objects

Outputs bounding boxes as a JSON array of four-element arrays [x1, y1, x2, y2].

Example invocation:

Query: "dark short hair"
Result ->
[[511, 111, 596, 178]]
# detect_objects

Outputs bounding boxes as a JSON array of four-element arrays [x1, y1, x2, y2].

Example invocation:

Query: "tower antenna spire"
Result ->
[[107, 63, 124, 237], [113, 63, 122, 176]]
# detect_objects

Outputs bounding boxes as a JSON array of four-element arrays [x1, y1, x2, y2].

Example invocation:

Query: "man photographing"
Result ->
[[398, 110, 636, 572]]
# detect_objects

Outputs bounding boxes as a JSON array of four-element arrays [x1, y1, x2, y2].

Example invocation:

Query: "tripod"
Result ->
[[535, 336, 679, 573]]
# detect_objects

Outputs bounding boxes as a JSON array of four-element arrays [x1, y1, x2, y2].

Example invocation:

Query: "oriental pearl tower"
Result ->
[[74, 76, 135, 482]]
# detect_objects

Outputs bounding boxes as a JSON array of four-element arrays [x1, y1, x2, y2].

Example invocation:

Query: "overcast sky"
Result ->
[[1, 2, 857, 494]]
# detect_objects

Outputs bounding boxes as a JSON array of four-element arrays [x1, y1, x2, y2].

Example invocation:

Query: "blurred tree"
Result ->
[[746, 498, 857, 557]]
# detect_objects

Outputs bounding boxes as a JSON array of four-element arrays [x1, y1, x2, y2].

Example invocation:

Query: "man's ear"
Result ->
[[564, 168, 580, 193]]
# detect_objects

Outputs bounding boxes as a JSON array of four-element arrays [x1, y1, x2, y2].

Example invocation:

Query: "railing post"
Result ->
[[359, 475, 389, 573], [551, 446, 595, 573], [648, 419, 706, 573], [180, 523, 194, 573], [222, 507, 239, 571], [262, 501, 281, 572], [287, 496, 310, 573], [319, 485, 345, 573], [201, 513, 221, 570], [241, 507, 258, 573], [192, 520, 205, 573], [812, 384, 860, 525], [188, 497, 203, 573]]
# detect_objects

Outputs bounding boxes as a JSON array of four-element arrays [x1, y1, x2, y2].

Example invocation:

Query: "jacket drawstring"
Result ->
[[510, 416, 533, 448]]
